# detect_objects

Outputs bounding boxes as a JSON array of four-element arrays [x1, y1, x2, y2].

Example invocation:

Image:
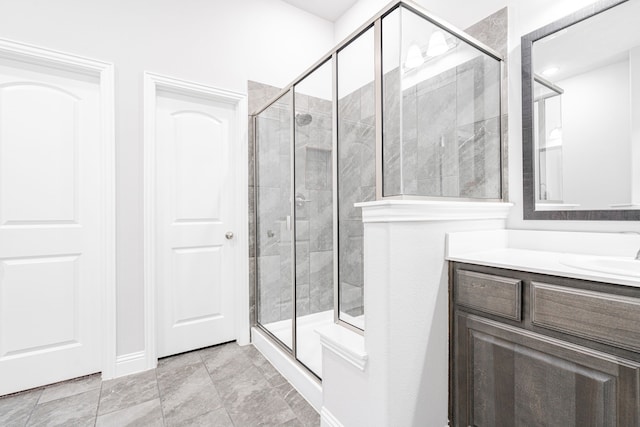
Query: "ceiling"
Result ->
[[281, 0, 360, 22]]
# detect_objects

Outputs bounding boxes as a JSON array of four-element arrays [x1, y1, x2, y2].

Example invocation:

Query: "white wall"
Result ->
[[0, 0, 334, 357], [508, 0, 640, 232], [334, 0, 507, 43]]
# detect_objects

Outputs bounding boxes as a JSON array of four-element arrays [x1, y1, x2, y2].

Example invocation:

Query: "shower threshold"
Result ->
[[262, 309, 365, 378], [262, 310, 333, 377]]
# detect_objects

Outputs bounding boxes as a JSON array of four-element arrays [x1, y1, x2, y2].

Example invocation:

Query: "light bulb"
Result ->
[[405, 43, 424, 69], [426, 31, 449, 57]]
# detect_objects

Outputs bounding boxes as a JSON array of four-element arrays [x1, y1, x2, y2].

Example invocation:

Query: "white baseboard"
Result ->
[[114, 351, 148, 378], [251, 327, 322, 411], [320, 407, 343, 427]]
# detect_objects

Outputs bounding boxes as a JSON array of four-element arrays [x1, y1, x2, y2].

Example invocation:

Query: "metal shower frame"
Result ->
[[250, 0, 504, 380]]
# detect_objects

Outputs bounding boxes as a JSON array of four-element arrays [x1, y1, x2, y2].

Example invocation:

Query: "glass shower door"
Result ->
[[294, 59, 334, 377], [255, 91, 293, 350], [337, 27, 376, 330]]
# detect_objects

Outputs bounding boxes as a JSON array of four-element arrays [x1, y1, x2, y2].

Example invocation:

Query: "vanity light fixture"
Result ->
[[405, 43, 424, 69], [426, 30, 449, 57]]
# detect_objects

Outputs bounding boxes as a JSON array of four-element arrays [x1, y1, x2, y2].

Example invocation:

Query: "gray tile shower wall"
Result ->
[[383, 7, 507, 200], [465, 7, 509, 199], [384, 53, 502, 199], [338, 84, 376, 317], [383, 69, 403, 196]]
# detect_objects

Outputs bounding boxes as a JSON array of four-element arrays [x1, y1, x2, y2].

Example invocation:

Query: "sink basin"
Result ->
[[561, 255, 640, 278]]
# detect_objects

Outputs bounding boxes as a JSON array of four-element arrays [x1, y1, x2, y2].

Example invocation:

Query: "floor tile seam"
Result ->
[[196, 347, 207, 364], [24, 388, 44, 427], [32, 387, 45, 406], [206, 368, 226, 413], [96, 395, 162, 417], [216, 362, 271, 389], [227, 406, 238, 427], [35, 388, 102, 422], [177, 361, 236, 427], [200, 349, 216, 377], [156, 359, 209, 392], [207, 365, 257, 384], [154, 368, 168, 426], [277, 381, 320, 420], [225, 403, 299, 427], [160, 378, 227, 423], [215, 359, 276, 426], [95, 380, 114, 418], [90, 382, 103, 427], [46, 374, 103, 402], [203, 360, 249, 385], [221, 407, 238, 427], [201, 352, 253, 372], [176, 407, 237, 427], [277, 386, 308, 424]]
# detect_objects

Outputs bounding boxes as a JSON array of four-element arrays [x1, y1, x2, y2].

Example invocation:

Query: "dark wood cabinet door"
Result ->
[[454, 313, 640, 427]]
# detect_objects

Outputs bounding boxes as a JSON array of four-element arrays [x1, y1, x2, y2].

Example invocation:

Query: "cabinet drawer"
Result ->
[[531, 282, 640, 352], [455, 270, 522, 321]]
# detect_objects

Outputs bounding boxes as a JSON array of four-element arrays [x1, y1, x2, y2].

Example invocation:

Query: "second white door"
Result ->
[[155, 89, 237, 358]]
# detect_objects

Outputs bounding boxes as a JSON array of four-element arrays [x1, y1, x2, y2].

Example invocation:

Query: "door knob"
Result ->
[[225, 231, 234, 240]]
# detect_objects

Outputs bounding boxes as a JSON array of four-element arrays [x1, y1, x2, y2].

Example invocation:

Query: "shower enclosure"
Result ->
[[252, 0, 503, 379]]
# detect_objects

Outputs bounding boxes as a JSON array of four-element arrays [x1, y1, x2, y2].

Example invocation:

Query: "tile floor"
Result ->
[[0, 342, 320, 426]]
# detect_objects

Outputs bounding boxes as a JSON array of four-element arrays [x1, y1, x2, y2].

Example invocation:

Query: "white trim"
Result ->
[[0, 38, 117, 381], [99, 54, 117, 381], [356, 200, 514, 223], [316, 324, 368, 371], [143, 72, 249, 369], [0, 38, 115, 76], [142, 72, 159, 371], [320, 407, 344, 427], [114, 351, 147, 378], [252, 327, 323, 411], [233, 86, 250, 346]]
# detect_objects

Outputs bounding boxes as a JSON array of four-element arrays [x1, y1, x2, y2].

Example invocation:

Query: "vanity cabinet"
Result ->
[[450, 263, 640, 427]]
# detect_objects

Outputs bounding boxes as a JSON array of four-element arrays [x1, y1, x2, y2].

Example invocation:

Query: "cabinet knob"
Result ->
[[225, 231, 234, 240]]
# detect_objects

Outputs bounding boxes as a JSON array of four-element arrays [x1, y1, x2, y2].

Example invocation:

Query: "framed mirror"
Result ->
[[521, 0, 640, 220]]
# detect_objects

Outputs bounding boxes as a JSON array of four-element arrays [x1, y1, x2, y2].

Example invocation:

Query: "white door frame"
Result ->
[[143, 72, 249, 369], [0, 39, 117, 379]]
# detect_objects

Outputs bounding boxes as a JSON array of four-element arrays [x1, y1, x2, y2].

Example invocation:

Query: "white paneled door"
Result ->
[[0, 61, 103, 395], [155, 89, 237, 358]]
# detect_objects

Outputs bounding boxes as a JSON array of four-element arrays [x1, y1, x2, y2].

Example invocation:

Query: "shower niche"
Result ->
[[252, 0, 503, 379]]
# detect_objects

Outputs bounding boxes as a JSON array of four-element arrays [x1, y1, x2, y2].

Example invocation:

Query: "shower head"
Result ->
[[295, 113, 312, 127]]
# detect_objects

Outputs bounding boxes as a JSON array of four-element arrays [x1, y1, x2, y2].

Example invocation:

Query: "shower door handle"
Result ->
[[295, 194, 313, 207]]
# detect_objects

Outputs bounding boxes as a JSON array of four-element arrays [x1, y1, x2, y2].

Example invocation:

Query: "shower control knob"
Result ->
[[225, 231, 234, 240]]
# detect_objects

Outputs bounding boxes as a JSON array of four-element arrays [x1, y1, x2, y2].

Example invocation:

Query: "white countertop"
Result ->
[[446, 230, 640, 288]]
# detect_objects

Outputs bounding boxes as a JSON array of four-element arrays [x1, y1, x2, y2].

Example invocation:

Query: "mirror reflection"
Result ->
[[532, 0, 640, 211]]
